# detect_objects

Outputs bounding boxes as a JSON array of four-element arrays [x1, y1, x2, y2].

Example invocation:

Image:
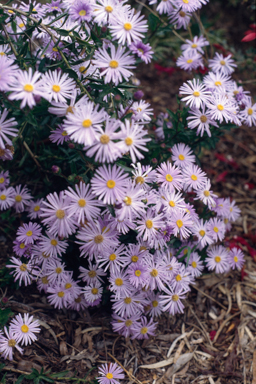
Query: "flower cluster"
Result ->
[[0, 313, 40, 360]]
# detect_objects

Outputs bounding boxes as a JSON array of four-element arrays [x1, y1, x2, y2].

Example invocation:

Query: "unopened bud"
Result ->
[[133, 90, 144, 100], [68, 143, 75, 149], [152, 158, 157, 164], [51, 165, 60, 173]]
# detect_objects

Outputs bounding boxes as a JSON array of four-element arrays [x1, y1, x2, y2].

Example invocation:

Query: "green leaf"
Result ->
[[148, 14, 159, 32]]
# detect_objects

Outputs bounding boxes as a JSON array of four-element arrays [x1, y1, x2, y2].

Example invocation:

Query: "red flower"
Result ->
[[209, 330, 216, 341], [242, 24, 256, 42]]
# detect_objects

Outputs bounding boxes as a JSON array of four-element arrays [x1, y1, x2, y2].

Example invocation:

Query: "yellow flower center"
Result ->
[[88, 270, 97, 278], [15, 195, 22, 202], [166, 174, 173, 182], [20, 264, 27, 272], [199, 230, 205, 237], [56, 267, 62, 274], [123, 196, 132, 206], [191, 174, 197, 181], [124, 297, 132, 304], [52, 47, 58, 52], [213, 226, 219, 233], [58, 291, 65, 297], [50, 239, 58, 246], [19, 23, 25, 28], [26, 230, 33, 237], [125, 319, 132, 327], [75, 296, 82, 303], [0, 177, 4, 183], [107, 179, 116, 189], [200, 115, 207, 123], [217, 104, 224, 111], [172, 294, 179, 302], [193, 91, 200, 97], [215, 256, 221, 263], [131, 255, 139, 262], [179, 11, 186, 16], [106, 373, 114, 379], [82, 119, 92, 128], [23, 84, 34, 92], [34, 205, 40, 212], [65, 283, 72, 289], [224, 218, 229, 224], [20, 243, 25, 249], [152, 300, 158, 307], [105, 5, 113, 12], [94, 235, 104, 244], [187, 59, 193, 63], [176, 274, 182, 281], [135, 176, 144, 184], [183, 0, 189, 3], [220, 60, 226, 65], [146, 219, 153, 229], [91, 288, 98, 295], [150, 269, 158, 277], [100, 134, 110, 144], [125, 137, 133, 146], [204, 190, 210, 197], [140, 327, 148, 334], [21, 324, 29, 333], [248, 108, 253, 115], [176, 220, 183, 228], [124, 22, 132, 31], [66, 106, 74, 114], [109, 253, 116, 261], [109, 60, 119, 68], [79, 66, 87, 74], [191, 43, 197, 48], [191, 261, 197, 268], [0, 194, 6, 201], [215, 81, 222, 86], [79, 10, 86, 16], [42, 276, 49, 284], [178, 154, 185, 161], [135, 270, 141, 277], [8, 339, 16, 347], [56, 209, 65, 219], [78, 198, 86, 207], [52, 84, 61, 93], [234, 256, 238, 262], [115, 278, 123, 286]]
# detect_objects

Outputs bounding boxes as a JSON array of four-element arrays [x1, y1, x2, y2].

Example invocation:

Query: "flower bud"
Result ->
[[51, 165, 60, 173], [133, 90, 144, 100], [68, 143, 75, 149], [152, 158, 157, 164]]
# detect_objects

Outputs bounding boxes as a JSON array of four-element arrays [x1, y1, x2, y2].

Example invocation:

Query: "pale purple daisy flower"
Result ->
[[155, 0, 173, 14], [97, 362, 125, 384], [68, 294, 89, 311], [136, 208, 164, 245], [48, 89, 82, 117], [203, 71, 232, 91], [93, 0, 124, 26], [8, 68, 45, 109], [131, 162, 157, 190], [209, 53, 237, 75], [130, 316, 157, 339], [0, 109, 18, 149], [168, 9, 192, 30], [43, 40, 69, 61], [171, 143, 195, 168], [0, 56, 18, 91], [41, 191, 77, 237], [91, 164, 128, 205], [13, 240, 31, 257], [131, 100, 154, 123], [83, 281, 103, 304], [111, 313, 141, 338], [0, 327, 23, 360], [97, 245, 125, 273], [187, 105, 219, 137], [182, 164, 207, 190], [160, 287, 187, 315], [127, 262, 148, 289], [179, 79, 211, 109], [240, 100, 256, 127], [117, 182, 145, 222], [16, 222, 42, 245], [205, 246, 230, 274], [27, 198, 44, 219], [10, 313, 40, 346], [145, 291, 164, 318], [65, 181, 101, 224], [20, 0, 46, 18], [156, 161, 183, 191], [145, 257, 169, 291], [0, 145, 13, 161], [109, 270, 132, 299], [46, 259, 67, 284], [175, 0, 202, 12], [226, 198, 241, 222], [192, 219, 214, 248], [207, 217, 225, 242], [13, 185, 32, 213], [44, 0, 62, 12], [117, 119, 150, 164], [181, 36, 209, 55], [172, 264, 193, 291], [112, 291, 144, 318], [122, 244, 148, 267], [6, 257, 35, 286], [161, 189, 186, 214], [69, 0, 94, 22], [129, 41, 153, 64], [38, 231, 68, 258], [63, 101, 106, 146], [0, 187, 15, 210], [187, 252, 204, 277], [79, 263, 106, 285], [42, 70, 76, 103], [228, 248, 245, 270], [109, 9, 148, 45], [47, 284, 70, 309], [92, 44, 135, 86], [176, 51, 204, 71], [195, 179, 217, 207], [0, 170, 9, 189], [169, 209, 193, 239], [212, 197, 230, 218], [207, 94, 233, 123], [49, 124, 70, 145]]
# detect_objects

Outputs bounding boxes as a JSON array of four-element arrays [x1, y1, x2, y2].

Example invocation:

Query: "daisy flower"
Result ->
[[179, 79, 211, 109], [93, 0, 124, 26], [49, 124, 70, 145], [91, 164, 128, 205], [156, 161, 183, 191], [13, 240, 31, 258], [112, 291, 144, 318], [16, 222, 42, 245], [92, 44, 135, 86], [161, 189, 186, 214], [109, 270, 132, 299], [136, 208, 164, 245], [0, 187, 15, 210], [205, 246, 230, 274], [13, 185, 32, 213], [10, 313, 40, 346], [72, 60, 96, 79], [187, 105, 219, 137], [122, 244, 148, 267], [79, 263, 106, 285], [6, 257, 35, 286], [27, 198, 44, 219], [172, 264, 193, 291], [117, 182, 146, 221], [145, 258, 169, 291], [38, 232, 68, 258], [227, 248, 245, 270], [176, 51, 204, 71], [42, 70, 76, 103], [203, 71, 232, 91], [20, 0, 46, 19], [0, 170, 9, 189], [226, 198, 241, 222], [209, 53, 237, 75], [168, 9, 192, 30], [8, 68, 45, 109], [0, 56, 18, 91], [47, 285, 69, 309], [0, 327, 23, 360], [181, 35, 209, 54], [44, 0, 63, 12], [46, 259, 67, 284], [131, 163, 157, 190], [169, 210, 193, 239], [192, 219, 214, 248], [109, 9, 148, 45], [187, 252, 204, 277], [207, 218, 225, 242], [127, 262, 148, 289], [84, 118, 122, 163], [130, 316, 157, 339], [112, 313, 141, 338], [97, 245, 125, 273], [69, 0, 94, 22], [63, 101, 106, 146], [175, 0, 202, 12], [145, 292, 164, 318], [97, 362, 125, 384], [240, 100, 256, 127], [171, 143, 195, 168], [129, 41, 153, 64], [131, 100, 154, 123], [160, 287, 187, 315], [0, 109, 18, 149], [182, 164, 207, 190], [83, 281, 103, 304], [117, 119, 150, 163], [41, 191, 77, 237]]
